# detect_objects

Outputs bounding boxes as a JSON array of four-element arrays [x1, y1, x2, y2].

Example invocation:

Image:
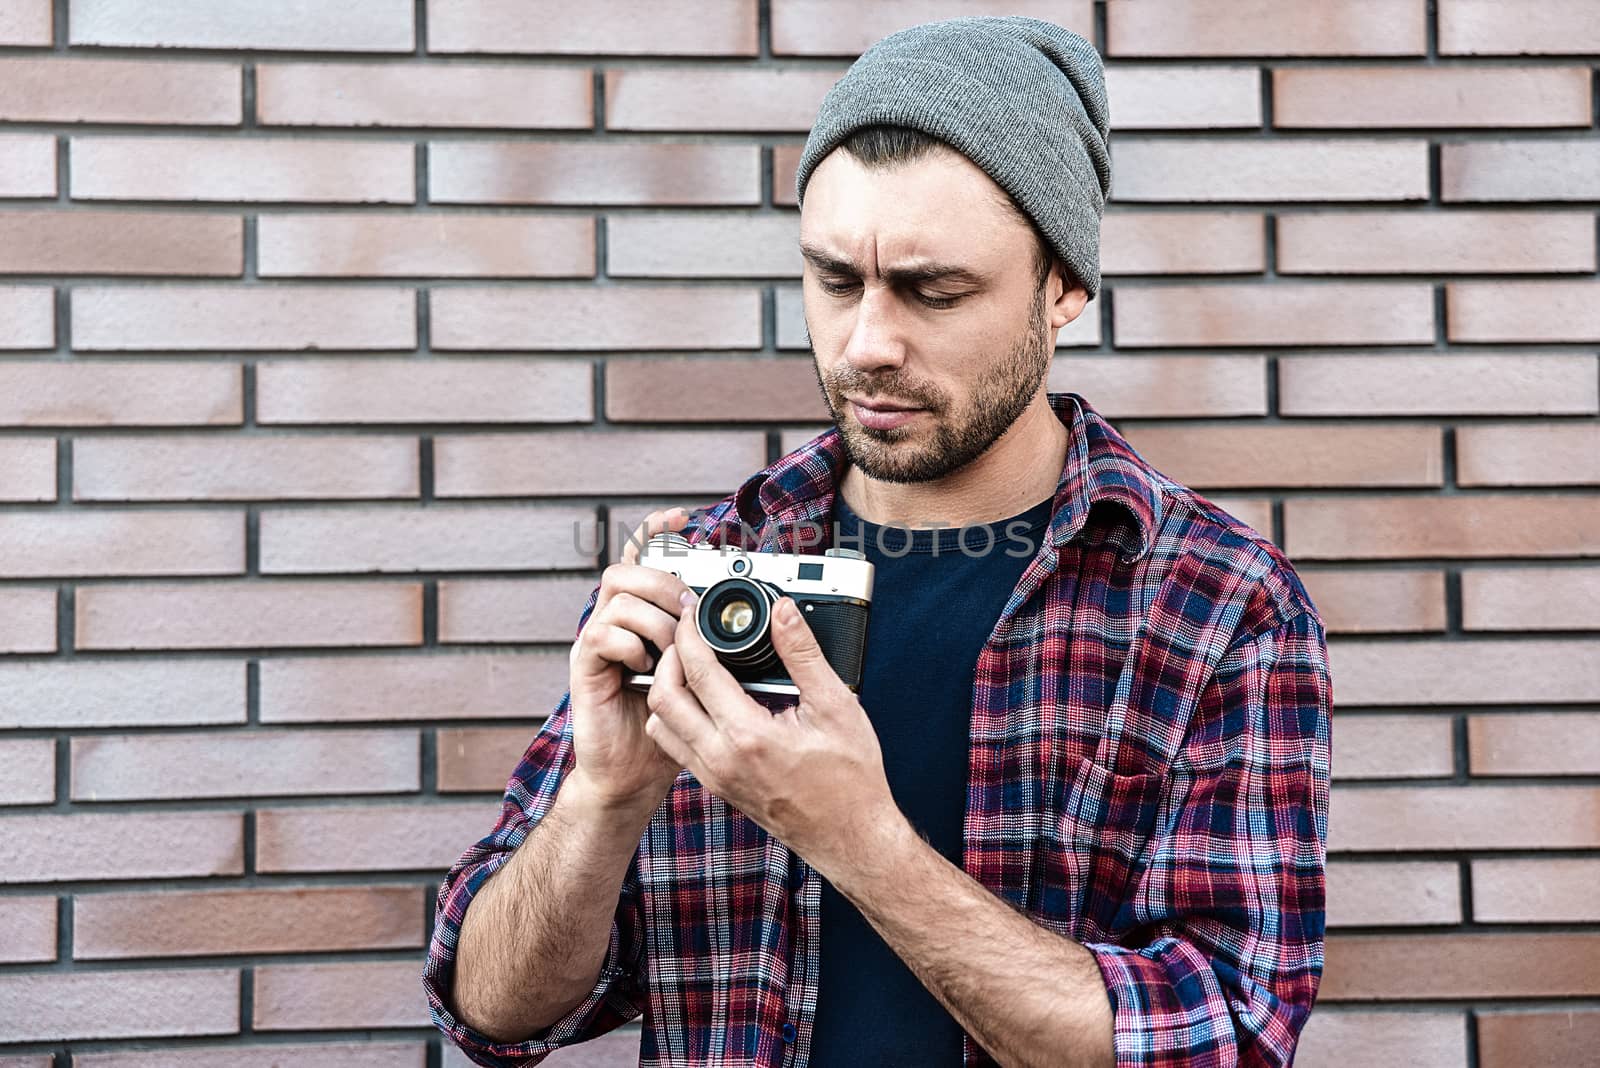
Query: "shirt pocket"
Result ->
[[1040, 753, 1164, 941]]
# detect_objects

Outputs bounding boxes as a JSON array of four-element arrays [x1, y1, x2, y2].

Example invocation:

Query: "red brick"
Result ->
[[1279, 354, 1598, 417], [1103, 211, 1266, 275], [1469, 712, 1600, 776], [1473, 858, 1600, 923], [252, 960, 428, 1030], [73, 885, 424, 959], [1448, 281, 1600, 343], [72, 285, 416, 352], [773, 144, 803, 207], [0, 57, 239, 124], [1108, 0, 1426, 56], [1331, 713, 1455, 779], [607, 67, 841, 131], [1331, 780, 1600, 844], [259, 504, 597, 574], [427, 0, 757, 55], [257, 62, 591, 128], [0, 132, 53, 198], [259, 651, 568, 723], [430, 141, 760, 206], [259, 214, 594, 277], [73, 434, 419, 501], [0, 362, 241, 427], [1046, 356, 1269, 418], [771, 1, 1090, 55], [438, 576, 600, 644], [1103, 66, 1262, 129], [431, 285, 760, 350], [0, 661, 244, 730], [1440, 0, 1600, 55], [436, 430, 766, 496], [1, 1058, 54, 1068], [0, 968, 238, 1042], [1463, 567, 1600, 630], [1277, 210, 1595, 274], [0, 587, 56, 652], [0, 438, 54, 501], [256, 800, 500, 872], [0, 285, 54, 349], [70, 729, 419, 801], [1442, 139, 1600, 201], [1326, 860, 1462, 927], [75, 581, 422, 650], [436, 726, 533, 791], [255, 358, 592, 424], [0, 896, 56, 962], [0, 737, 54, 805], [69, 0, 414, 51], [1274, 66, 1593, 128], [1112, 139, 1429, 201], [1296, 1011, 1466, 1068], [608, 212, 798, 277], [1113, 283, 1434, 347], [1479, 1011, 1600, 1068], [73, 1043, 427, 1068], [1298, 567, 1447, 633], [0, 211, 241, 276], [605, 356, 821, 422], [1458, 424, 1600, 487], [1330, 635, 1600, 704], [0, 510, 242, 578], [0, 0, 50, 45], [1126, 424, 1441, 489], [1322, 933, 1600, 999], [71, 137, 414, 203], [0, 811, 244, 883]]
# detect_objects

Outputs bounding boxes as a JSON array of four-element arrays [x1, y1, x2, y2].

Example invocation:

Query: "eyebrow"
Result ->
[[798, 240, 987, 288]]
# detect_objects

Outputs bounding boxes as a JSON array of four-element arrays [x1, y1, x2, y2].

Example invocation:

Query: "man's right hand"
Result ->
[[566, 506, 697, 813]]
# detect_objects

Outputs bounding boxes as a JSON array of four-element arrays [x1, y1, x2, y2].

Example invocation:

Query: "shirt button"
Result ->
[[782, 1022, 796, 1043]]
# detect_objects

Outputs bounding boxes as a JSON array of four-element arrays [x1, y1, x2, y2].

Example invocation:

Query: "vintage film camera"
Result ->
[[622, 532, 874, 696]]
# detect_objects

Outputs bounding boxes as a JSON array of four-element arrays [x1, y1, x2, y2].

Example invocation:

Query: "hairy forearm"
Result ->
[[819, 813, 1117, 1068], [451, 771, 656, 1043]]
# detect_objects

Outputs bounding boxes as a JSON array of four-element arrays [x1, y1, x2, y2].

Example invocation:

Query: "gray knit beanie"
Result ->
[[794, 16, 1111, 300]]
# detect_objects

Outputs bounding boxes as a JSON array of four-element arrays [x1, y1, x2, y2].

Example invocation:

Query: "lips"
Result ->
[[846, 395, 922, 412]]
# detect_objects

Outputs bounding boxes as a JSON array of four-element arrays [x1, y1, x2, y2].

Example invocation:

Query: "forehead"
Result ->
[[797, 146, 1026, 272]]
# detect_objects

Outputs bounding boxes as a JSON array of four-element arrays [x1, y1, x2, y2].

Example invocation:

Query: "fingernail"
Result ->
[[680, 590, 696, 607], [780, 597, 798, 622]]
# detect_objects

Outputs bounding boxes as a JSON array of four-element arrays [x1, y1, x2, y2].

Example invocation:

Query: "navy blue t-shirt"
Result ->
[[806, 489, 1054, 1065]]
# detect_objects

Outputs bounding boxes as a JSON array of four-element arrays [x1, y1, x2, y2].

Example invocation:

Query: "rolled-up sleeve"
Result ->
[[422, 583, 649, 1067], [1084, 608, 1333, 1068]]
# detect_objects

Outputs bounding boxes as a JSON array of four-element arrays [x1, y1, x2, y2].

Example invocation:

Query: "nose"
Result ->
[[840, 285, 910, 375]]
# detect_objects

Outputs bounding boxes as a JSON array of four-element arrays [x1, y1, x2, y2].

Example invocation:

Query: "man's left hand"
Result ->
[[644, 589, 902, 875]]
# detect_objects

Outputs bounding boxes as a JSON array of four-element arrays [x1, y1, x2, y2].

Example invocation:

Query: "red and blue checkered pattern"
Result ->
[[424, 391, 1333, 1067]]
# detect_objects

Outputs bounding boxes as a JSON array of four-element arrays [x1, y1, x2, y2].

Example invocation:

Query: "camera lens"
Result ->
[[696, 577, 782, 673], [718, 597, 755, 635]]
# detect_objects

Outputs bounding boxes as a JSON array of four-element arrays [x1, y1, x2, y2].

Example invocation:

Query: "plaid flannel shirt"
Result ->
[[423, 390, 1334, 1067]]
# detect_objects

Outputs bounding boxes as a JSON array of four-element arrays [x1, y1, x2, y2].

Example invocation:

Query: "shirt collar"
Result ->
[[728, 391, 1166, 563]]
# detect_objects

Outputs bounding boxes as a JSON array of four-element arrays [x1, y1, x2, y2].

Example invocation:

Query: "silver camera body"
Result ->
[[622, 532, 875, 696]]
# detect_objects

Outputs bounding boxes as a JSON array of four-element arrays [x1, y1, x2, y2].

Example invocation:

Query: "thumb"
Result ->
[[770, 597, 847, 701]]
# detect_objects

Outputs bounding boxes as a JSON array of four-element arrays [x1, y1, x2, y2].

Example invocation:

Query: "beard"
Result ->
[[809, 283, 1054, 485]]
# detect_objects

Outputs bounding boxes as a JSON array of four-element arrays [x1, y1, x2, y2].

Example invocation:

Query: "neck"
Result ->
[[838, 392, 1069, 529]]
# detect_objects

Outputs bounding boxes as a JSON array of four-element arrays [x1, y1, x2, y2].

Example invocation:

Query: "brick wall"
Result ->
[[0, 1, 1596, 1066]]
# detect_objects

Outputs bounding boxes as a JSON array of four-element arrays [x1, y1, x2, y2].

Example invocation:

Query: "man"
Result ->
[[424, 15, 1331, 1068]]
